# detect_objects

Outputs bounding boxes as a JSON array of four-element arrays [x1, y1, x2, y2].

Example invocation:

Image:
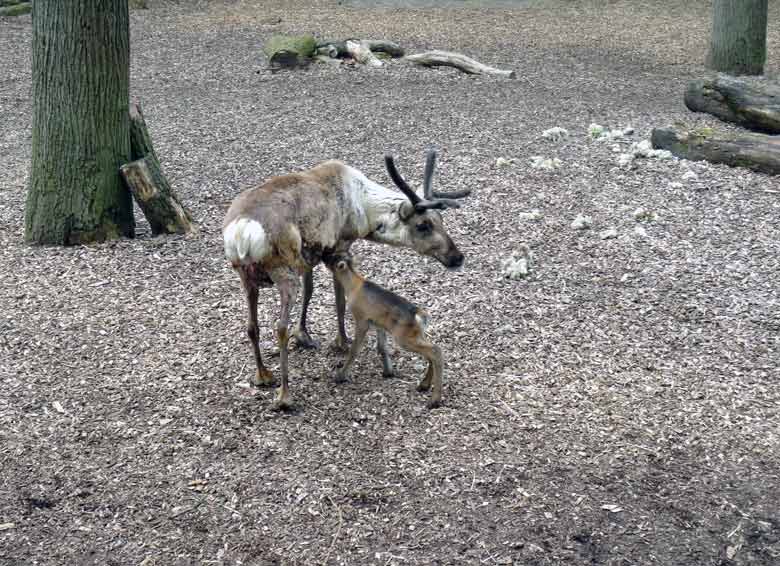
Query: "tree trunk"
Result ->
[[685, 75, 780, 134], [26, 0, 134, 245], [707, 0, 768, 76], [651, 125, 780, 175]]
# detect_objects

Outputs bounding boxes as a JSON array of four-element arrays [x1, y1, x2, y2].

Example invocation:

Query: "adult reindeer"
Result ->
[[223, 150, 469, 409]]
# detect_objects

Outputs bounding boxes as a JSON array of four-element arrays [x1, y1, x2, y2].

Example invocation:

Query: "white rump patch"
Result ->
[[223, 218, 270, 264]]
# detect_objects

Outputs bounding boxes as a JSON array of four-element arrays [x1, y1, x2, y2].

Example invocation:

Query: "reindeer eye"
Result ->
[[416, 221, 433, 234]]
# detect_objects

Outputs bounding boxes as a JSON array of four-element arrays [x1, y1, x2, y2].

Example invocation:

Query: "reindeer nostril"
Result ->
[[448, 254, 464, 269]]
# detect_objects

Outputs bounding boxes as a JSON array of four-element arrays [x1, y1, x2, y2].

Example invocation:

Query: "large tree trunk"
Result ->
[[25, 0, 134, 245], [685, 75, 780, 134], [651, 125, 780, 175], [707, 0, 768, 76]]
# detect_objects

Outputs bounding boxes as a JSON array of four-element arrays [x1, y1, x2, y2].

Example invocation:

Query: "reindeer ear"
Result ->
[[336, 260, 348, 271], [398, 201, 415, 221]]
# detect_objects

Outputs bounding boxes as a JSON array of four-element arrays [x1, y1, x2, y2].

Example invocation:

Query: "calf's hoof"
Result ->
[[250, 368, 275, 387], [293, 329, 320, 350], [427, 397, 442, 410], [332, 370, 348, 384], [417, 379, 432, 392], [382, 369, 397, 379], [272, 387, 293, 411]]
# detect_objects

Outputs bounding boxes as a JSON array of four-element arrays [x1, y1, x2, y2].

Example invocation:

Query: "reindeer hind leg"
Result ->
[[239, 267, 274, 387], [398, 335, 443, 409], [269, 268, 300, 411]]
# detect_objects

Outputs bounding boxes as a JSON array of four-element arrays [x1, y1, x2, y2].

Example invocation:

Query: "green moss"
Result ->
[[263, 34, 317, 59], [0, 2, 30, 16]]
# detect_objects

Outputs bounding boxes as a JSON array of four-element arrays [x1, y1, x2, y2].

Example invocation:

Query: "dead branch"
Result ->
[[404, 50, 515, 78]]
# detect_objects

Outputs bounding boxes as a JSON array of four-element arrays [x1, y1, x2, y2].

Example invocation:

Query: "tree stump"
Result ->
[[404, 50, 515, 78], [120, 156, 194, 235], [685, 75, 780, 134], [651, 124, 780, 175]]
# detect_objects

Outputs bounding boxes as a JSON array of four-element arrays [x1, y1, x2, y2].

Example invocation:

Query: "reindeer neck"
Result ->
[[342, 165, 409, 246]]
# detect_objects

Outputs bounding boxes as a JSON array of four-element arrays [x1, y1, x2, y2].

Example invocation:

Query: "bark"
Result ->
[[707, 0, 767, 76], [129, 102, 159, 162], [651, 125, 780, 175], [404, 50, 516, 78], [120, 156, 194, 235], [685, 75, 780, 134], [26, 0, 134, 245]]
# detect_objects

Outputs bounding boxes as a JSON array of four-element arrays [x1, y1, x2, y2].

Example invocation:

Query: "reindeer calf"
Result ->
[[324, 252, 443, 408]]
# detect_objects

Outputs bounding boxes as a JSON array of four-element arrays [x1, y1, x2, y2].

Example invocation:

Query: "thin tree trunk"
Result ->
[[26, 0, 134, 245], [707, 0, 768, 76]]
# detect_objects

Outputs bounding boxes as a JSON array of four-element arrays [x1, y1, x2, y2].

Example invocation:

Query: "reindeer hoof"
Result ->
[[383, 369, 397, 379], [417, 380, 432, 392], [250, 368, 275, 387], [427, 397, 442, 410], [293, 330, 320, 350], [272, 387, 293, 411]]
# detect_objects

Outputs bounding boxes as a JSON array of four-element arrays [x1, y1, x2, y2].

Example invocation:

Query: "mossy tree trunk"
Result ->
[[25, 0, 134, 245], [707, 0, 768, 76]]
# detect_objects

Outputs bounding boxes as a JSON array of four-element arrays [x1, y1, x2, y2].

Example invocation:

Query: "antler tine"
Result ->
[[414, 199, 462, 212], [422, 149, 437, 200], [432, 187, 472, 199], [384, 154, 421, 204]]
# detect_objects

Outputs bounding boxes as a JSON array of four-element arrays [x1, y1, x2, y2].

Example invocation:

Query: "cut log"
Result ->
[[120, 156, 195, 235], [360, 40, 404, 58], [263, 34, 316, 69], [345, 40, 382, 67], [129, 102, 159, 162], [404, 50, 515, 78], [651, 124, 780, 175], [685, 75, 780, 134]]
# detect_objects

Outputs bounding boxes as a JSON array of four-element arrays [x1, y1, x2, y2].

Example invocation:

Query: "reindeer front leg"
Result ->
[[293, 267, 319, 349], [331, 273, 351, 353]]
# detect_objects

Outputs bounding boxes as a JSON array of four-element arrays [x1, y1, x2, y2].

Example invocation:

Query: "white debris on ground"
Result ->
[[495, 157, 513, 168], [571, 214, 593, 230], [501, 244, 533, 280], [589, 123, 634, 141], [518, 209, 543, 222], [681, 170, 699, 182], [669, 181, 684, 189], [634, 226, 649, 238], [530, 156, 562, 170], [600, 228, 618, 240], [542, 126, 569, 141], [617, 139, 675, 168]]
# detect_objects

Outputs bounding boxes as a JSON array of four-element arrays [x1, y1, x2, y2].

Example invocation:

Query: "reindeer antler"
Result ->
[[385, 150, 471, 217]]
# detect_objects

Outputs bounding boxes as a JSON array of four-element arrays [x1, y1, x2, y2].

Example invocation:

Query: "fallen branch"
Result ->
[[120, 156, 195, 235], [651, 124, 780, 175], [685, 75, 780, 134], [129, 103, 159, 162], [404, 50, 515, 78], [316, 39, 404, 59]]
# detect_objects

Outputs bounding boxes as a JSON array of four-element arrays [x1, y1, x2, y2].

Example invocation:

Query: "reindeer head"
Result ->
[[384, 150, 470, 269]]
